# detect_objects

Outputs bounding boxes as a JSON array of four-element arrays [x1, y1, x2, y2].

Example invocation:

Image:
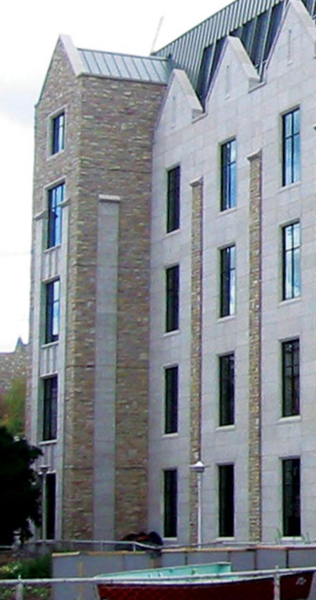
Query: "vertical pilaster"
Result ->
[[247, 150, 262, 542], [189, 177, 204, 545]]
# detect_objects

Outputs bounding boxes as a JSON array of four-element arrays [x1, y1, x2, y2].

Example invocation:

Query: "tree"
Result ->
[[0, 377, 26, 437], [0, 426, 42, 545]]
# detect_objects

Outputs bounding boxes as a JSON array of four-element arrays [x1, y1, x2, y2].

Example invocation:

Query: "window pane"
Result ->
[[165, 366, 178, 434], [282, 458, 300, 536], [221, 139, 237, 210], [219, 464, 234, 537], [167, 166, 180, 232], [282, 340, 299, 417], [220, 246, 236, 317], [48, 183, 64, 248], [283, 223, 300, 300], [219, 354, 235, 426], [52, 113, 65, 154], [45, 280, 60, 343], [282, 109, 300, 186], [43, 376, 58, 441], [164, 470, 177, 537], [166, 266, 179, 332]]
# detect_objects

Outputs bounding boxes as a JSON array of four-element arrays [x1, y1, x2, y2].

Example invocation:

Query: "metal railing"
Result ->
[[0, 566, 315, 600]]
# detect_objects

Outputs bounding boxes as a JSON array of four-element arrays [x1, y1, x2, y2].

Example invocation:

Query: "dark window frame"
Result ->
[[164, 366, 178, 434], [221, 139, 236, 211], [51, 112, 65, 155], [167, 166, 180, 233], [43, 376, 58, 441], [163, 469, 178, 538], [282, 108, 300, 186], [45, 280, 60, 344], [220, 245, 236, 317], [282, 222, 300, 300], [282, 458, 301, 537], [218, 464, 234, 537], [219, 354, 235, 426], [166, 265, 179, 332], [282, 339, 299, 417], [47, 183, 64, 248]]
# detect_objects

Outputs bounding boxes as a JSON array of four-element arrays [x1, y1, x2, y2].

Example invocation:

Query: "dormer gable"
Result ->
[[205, 35, 260, 110], [155, 69, 203, 140], [265, 0, 316, 79]]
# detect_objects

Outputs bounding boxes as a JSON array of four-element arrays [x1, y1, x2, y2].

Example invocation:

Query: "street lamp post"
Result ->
[[190, 460, 206, 549], [39, 465, 49, 542]]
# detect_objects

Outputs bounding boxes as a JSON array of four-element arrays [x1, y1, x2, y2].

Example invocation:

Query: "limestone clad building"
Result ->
[[28, 0, 316, 545]]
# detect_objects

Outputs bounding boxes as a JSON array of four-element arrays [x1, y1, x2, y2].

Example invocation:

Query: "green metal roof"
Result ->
[[78, 48, 172, 85], [154, 0, 316, 102]]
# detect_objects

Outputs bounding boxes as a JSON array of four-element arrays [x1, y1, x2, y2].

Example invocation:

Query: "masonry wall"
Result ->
[[76, 74, 166, 540], [149, 1, 316, 545], [28, 37, 166, 541]]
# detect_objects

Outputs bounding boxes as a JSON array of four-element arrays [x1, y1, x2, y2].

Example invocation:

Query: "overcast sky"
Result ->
[[0, 0, 230, 352]]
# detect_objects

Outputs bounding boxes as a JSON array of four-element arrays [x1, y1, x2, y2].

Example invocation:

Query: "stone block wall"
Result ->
[[28, 36, 166, 540]]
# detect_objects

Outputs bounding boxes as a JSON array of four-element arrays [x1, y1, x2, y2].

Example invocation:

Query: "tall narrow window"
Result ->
[[220, 245, 236, 317], [282, 458, 300, 536], [282, 339, 299, 417], [166, 265, 179, 332], [51, 112, 65, 154], [219, 464, 234, 537], [221, 139, 236, 210], [282, 222, 300, 300], [163, 469, 177, 537], [48, 183, 64, 248], [167, 166, 180, 232], [282, 108, 300, 186], [164, 366, 178, 434], [43, 376, 58, 441], [45, 280, 60, 343], [219, 354, 235, 426]]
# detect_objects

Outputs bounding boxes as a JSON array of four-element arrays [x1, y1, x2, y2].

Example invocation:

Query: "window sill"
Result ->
[[219, 206, 237, 216], [39, 439, 57, 446], [162, 432, 179, 439], [47, 149, 65, 161], [164, 329, 180, 337], [278, 296, 301, 307], [44, 244, 61, 254], [217, 314, 235, 323], [278, 181, 301, 194], [166, 228, 180, 237], [278, 415, 301, 424], [216, 424, 235, 431], [41, 341, 59, 349]]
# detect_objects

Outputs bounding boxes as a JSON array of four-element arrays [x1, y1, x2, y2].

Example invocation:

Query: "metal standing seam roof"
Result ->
[[153, 0, 316, 101], [154, 0, 284, 83], [78, 48, 172, 84]]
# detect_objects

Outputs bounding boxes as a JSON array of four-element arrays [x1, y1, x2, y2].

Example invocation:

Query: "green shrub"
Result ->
[[0, 554, 51, 579]]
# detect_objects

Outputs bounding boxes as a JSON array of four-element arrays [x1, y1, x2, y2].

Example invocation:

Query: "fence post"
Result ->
[[15, 576, 23, 600], [273, 567, 280, 600]]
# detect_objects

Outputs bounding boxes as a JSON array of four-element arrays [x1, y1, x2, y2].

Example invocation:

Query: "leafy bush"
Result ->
[[0, 554, 51, 579]]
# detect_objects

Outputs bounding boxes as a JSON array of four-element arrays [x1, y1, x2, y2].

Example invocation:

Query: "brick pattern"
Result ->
[[30, 38, 166, 540], [189, 179, 204, 545], [248, 151, 263, 542]]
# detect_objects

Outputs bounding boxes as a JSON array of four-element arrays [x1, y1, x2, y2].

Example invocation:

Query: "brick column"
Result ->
[[189, 177, 204, 545], [247, 150, 262, 542]]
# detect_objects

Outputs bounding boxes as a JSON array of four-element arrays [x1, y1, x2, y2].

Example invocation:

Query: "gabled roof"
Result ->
[[154, 0, 316, 102], [78, 48, 172, 85]]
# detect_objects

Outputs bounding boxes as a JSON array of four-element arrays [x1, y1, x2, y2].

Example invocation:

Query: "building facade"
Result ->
[[0, 338, 29, 396], [28, 0, 316, 545]]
